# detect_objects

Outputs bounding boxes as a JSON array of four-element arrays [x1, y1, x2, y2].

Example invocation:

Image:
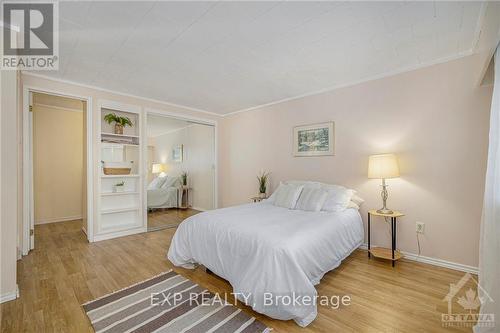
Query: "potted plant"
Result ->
[[113, 181, 125, 193], [257, 170, 270, 198], [181, 171, 188, 187], [104, 113, 133, 135]]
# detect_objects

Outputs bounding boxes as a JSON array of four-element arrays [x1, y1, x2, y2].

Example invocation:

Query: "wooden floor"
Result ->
[[147, 208, 199, 230], [1, 220, 476, 333]]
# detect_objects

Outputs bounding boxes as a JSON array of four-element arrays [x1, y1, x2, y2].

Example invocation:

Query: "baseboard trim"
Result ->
[[0, 285, 19, 304], [191, 206, 207, 212], [35, 215, 83, 225], [359, 244, 478, 274]]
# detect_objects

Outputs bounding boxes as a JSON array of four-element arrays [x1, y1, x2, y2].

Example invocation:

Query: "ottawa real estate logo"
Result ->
[[442, 273, 494, 328]]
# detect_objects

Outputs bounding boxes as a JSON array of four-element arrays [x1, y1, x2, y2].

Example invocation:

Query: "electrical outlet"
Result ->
[[416, 222, 425, 234]]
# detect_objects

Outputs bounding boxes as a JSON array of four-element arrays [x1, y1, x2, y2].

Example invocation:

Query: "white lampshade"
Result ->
[[152, 163, 167, 174], [368, 154, 400, 179]]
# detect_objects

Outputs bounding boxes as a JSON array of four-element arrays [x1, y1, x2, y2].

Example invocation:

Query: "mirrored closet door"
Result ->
[[145, 113, 215, 231]]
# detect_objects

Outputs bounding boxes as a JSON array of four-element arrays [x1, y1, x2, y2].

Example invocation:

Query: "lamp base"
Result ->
[[376, 208, 394, 214]]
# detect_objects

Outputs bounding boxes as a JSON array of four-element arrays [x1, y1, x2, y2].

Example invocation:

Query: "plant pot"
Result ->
[[114, 123, 124, 135], [259, 192, 267, 199]]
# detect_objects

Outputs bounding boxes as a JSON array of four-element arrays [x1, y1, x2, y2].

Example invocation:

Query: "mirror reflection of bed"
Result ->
[[146, 113, 215, 231]]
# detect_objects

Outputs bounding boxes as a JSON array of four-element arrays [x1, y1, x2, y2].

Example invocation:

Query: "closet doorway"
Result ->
[[145, 111, 216, 231], [23, 89, 92, 253]]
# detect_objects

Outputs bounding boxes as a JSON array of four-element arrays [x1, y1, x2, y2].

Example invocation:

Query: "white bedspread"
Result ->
[[147, 187, 178, 208], [167, 202, 364, 327]]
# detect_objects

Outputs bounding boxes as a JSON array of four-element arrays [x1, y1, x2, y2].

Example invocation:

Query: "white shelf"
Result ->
[[101, 191, 139, 196], [101, 207, 140, 215], [101, 142, 139, 147], [98, 103, 143, 241], [101, 132, 139, 138]]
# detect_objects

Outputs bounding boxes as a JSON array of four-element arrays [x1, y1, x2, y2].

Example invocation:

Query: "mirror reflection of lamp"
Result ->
[[152, 163, 168, 178]]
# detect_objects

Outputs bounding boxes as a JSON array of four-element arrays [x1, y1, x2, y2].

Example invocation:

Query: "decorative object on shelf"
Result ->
[[181, 171, 188, 187], [257, 170, 270, 198], [367, 210, 404, 267], [368, 153, 400, 214], [172, 144, 183, 162], [113, 181, 125, 193], [104, 112, 133, 135], [102, 161, 133, 175], [152, 163, 167, 178], [293, 122, 335, 157]]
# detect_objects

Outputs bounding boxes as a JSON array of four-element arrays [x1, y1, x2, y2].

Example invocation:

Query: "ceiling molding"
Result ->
[[21, 72, 222, 117], [223, 50, 474, 118], [24, 49, 475, 120]]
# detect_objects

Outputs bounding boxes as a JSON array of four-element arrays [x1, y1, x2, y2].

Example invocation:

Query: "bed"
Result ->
[[147, 176, 181, 209], [167, 198, 364, 327]]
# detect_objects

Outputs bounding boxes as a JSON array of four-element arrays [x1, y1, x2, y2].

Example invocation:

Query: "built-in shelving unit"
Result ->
[[96, 101, 145, 241]]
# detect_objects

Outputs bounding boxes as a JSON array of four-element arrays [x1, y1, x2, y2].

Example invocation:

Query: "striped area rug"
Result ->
[[82, 270, 271, 333]]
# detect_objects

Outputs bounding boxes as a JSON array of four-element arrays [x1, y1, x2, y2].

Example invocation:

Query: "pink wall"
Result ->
[[219, 55, 492, 268]]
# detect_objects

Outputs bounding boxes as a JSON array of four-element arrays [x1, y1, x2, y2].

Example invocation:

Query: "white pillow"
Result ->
[[285, 180, 321, 189], [295, 188, 328, 212], [273, 184, 304, 209], [321, 184, 355, 212], [265, 182, 283, 204], [268, 181, 319, 204], [148, 176, 167, 190]]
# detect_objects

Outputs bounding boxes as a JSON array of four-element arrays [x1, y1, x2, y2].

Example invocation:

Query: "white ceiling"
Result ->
[[147, 114, 191, 137], [39, 1, 484, 115]]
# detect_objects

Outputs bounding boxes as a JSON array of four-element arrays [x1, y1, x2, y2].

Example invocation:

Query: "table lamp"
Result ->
[[368, 154, 400, 214]]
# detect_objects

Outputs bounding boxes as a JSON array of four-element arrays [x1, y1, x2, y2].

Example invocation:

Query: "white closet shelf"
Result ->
[[101, 207, 140, 215], [101, 132, 139, 138], [101, 191, 139, 196], [101, 174, 140, 178]]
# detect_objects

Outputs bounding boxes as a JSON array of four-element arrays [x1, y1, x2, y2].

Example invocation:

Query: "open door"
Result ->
[[24, 90, 92, 253]]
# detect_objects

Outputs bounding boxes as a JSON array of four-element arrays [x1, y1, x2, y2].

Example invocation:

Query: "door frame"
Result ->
[[22, 85, 94, 255], [143, 108, 218, 221]]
